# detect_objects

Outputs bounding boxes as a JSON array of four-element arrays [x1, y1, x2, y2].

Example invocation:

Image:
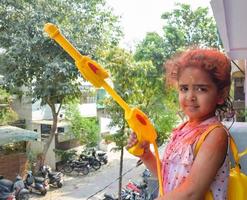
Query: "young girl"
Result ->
[[127, 48, 232, 200]]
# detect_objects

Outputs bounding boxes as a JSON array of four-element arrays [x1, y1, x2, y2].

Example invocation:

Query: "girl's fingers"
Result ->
[[139, 141, 150, 149], [126, 132, 150, 152], [126, 132, 138, 149]]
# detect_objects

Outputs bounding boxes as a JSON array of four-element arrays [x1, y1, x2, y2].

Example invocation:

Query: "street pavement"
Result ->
[[30, 144, 149, 200]]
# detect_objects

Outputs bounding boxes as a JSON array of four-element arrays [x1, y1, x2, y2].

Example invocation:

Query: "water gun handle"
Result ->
[[125, 108, 157, 156]]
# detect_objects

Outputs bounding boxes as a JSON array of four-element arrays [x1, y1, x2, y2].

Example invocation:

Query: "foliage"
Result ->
[[0, 0, 122, 105], [65, 102, 100, 147], [161, 3, 222, 58], [103, 129, 128, 151], [101, 47, 177, 144], [53, 149, 77, 163], [134, 32, 166, 74], [0, 141, 25, 155], [239, 109, 247, 122], [100, 47, 178, 198], [0, 0, 122, 157], [0, 87, 18, 125], [135, 3, 221, 77]]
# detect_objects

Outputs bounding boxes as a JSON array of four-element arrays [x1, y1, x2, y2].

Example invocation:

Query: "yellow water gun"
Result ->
[[44, 23, 163, 196]]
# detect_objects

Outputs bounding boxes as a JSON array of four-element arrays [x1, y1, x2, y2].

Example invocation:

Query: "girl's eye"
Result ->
[[196, 87, 207, 92], [179, 86, 188, 92]]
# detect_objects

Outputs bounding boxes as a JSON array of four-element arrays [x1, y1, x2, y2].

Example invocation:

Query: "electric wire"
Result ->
[[86, 144, 166, 200]]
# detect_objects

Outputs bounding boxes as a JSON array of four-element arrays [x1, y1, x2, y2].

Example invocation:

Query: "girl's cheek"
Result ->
[[178, 94, 184, 104]]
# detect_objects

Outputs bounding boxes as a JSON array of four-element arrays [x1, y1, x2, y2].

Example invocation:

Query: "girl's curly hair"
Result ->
[[164, 47, 233, 119]]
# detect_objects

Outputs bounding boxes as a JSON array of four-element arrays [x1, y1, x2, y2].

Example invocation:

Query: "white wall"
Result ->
[[32, 100, 97, 120], [100, 117, 119, 135], [78, 103, 97, 117], [11, 96, 32, 130], [29, 137, 56, 170]]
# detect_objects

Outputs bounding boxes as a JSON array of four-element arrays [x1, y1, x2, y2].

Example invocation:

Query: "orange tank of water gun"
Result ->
[[44, 23, 164, 196]]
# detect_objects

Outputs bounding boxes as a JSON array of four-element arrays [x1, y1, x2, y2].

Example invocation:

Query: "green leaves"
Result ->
[[0, 0, 122, 156], [100, 47, 176, 145], [161, 3, 221, 53], [0, 0, 122, 105], [65, 102, 100, 147], [0, 87, 18, 125]]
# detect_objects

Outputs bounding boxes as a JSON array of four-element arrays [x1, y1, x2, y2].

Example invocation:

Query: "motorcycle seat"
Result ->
[[97, 152, 106, 156], [0, 179, 13, 191], [34, 176, 46, 183], [49, 172, 58, 176]]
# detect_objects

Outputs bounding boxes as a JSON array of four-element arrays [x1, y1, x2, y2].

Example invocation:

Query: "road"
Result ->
[[30, 145, 148, 200]]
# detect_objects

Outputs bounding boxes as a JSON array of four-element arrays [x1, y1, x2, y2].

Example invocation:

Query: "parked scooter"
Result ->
[[79, 152, 101, 170], [0, 189, 15, 200], [40, 165, 63, 188], [0, 175, 30, 200], [91, 149, 108, 165], [24, 171, 49, 196]]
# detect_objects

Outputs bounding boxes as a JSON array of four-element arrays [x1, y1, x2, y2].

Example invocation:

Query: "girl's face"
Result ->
[[178, 67, 223, 122]]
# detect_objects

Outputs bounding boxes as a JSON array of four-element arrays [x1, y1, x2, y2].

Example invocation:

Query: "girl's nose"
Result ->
[[186, 91, 196, 101]]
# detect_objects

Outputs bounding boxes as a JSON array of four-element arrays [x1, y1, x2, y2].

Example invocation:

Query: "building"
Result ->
[[10, 83, 114, 169]]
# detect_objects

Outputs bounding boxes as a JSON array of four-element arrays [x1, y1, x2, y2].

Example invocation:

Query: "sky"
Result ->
[[107, 0, 212, 49]]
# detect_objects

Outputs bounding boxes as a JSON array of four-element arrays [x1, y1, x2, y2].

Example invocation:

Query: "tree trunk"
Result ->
[[118, 146, 124, 200], [39, 102, 60, 167]]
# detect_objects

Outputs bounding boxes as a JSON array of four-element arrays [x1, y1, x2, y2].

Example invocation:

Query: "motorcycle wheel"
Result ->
[[57, 181, 63, 188], [103, 159, 108, 164], [80, 166, 89, 175], [17, 193, 30, 200], [41, 189, 47, 196], [92, 160, 101, 170], [63, 164, 73, 173]]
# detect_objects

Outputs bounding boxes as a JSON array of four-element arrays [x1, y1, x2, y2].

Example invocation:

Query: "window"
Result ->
[[57, 127, 64, 133], [41, 124, 51, 134]]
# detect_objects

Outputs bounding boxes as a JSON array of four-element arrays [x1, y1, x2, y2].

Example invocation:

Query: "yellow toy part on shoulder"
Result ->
[[195, 124, 247, 200]]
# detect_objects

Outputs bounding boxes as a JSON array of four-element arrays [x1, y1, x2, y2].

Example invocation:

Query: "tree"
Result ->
[[134, 3, 221, 73], [0, 0, 122, 163], [161, 3, 222, 58], [65, 101, 100, 147], [102, 47, 177, 198], [0, 87, 18, 125], [134, 32, 166, 74]]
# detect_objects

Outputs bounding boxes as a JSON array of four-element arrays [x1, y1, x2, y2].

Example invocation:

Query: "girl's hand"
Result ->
[[126, 132, 151, 157]]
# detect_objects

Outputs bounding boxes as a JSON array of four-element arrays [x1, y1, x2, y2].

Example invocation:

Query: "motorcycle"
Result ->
[[141, 168, 158, 199], [125, 180, 149, 200], [79, 153, 101, 170], [0, 190, 15, 200], [0, 175, 30, 200], [91, 149, 108, 165], [24, 171, 49, 196], [62, 159, 90, 175], [40, 166, 63, 188]]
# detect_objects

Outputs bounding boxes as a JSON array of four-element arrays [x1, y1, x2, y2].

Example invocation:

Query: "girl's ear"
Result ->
[[217, 87, 229, 105]]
